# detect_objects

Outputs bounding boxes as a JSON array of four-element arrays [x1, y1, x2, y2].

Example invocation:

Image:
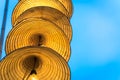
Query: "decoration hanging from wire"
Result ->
[[0, 0, 73, 79]]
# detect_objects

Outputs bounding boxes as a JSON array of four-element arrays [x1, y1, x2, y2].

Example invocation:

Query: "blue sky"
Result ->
[[1, 0, 120, 80]]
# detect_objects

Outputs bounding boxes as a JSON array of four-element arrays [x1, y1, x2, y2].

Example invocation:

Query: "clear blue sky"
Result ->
[[1, 0, 120, 80]]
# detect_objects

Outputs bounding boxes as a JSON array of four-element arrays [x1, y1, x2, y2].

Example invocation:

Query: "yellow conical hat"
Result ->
[[0, 47, 70, 80], [12, 0, 72, 25], [13, 7, 72, 41], [6, 18, 70, 61], [18, 0, 73, 17]]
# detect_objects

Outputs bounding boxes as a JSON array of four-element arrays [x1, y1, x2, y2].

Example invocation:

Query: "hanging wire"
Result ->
[[0, 0, 9, 59], [23, 57, 37, 80]]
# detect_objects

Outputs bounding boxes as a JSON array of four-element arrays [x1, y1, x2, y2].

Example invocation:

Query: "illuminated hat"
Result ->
[[2, 0, 73, 79], [13, 7, 72, 41], [12, 0, 73, 25], [0, 47, 70, 80], [6, 18, 70, 61], [18, 0, 73, 18]]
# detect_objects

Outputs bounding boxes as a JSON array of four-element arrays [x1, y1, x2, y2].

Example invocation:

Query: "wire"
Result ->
[[0, 0, 9, 59], [23, 57, 37, 80]]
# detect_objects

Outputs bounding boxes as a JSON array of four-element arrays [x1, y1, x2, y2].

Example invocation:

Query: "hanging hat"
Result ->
[[12, 0, 72, 25], [0, 47, 70, 80], [13, 6, 72, 42], [17, 0, 73, 17], [6, 18, 70, 61]]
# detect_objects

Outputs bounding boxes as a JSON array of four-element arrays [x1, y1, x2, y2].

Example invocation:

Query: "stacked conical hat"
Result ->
[[0, 0, 73, 79]]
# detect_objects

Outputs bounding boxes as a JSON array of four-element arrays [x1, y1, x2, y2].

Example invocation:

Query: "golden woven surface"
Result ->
[[6, 18, 70, 61], [1, 0, 73, 79], [58, 0, 73, 17], [13, 7, 72, 41], [12, 0, 72, 25], [18, 0, 73, 17], [0, 47, 70, 80]]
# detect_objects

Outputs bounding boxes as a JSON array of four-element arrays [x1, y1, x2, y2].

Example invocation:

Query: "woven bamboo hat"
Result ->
[[0, 47, 70, 80], [12, 0, 73, 25], [13, 7, 72, 41], [6, 18, 70, 61]]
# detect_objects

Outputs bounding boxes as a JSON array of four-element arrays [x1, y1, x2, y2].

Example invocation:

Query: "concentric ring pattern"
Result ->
[[13, 7, 72, 41], [0, 0, 73, 80], [12, 0, 73, 25], [0, 47, 70, 80], [6, 18, 70, 61]]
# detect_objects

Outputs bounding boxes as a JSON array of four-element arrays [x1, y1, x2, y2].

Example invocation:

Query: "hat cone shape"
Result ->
[[0, 0, 73, 79]]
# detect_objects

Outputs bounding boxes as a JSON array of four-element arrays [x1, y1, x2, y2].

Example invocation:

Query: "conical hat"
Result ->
[[13, 7, 72, 41], [17, 0, 73, 18], [12, 0, 72, 25], [0, 47, 70, 80], [6, 18, 70, 61]]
